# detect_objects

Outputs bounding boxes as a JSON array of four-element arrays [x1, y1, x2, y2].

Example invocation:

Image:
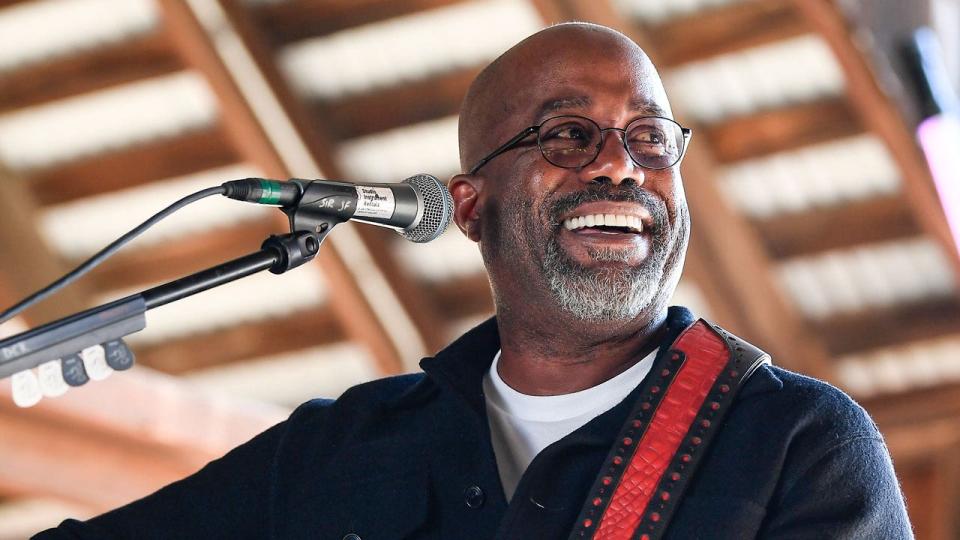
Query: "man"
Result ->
[[37, 22, 911, 539]]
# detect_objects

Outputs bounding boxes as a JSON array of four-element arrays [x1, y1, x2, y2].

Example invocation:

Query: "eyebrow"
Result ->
[[535, 96, 592, 120], [534, 95, 671, 122], [629, 98, 669, 117]]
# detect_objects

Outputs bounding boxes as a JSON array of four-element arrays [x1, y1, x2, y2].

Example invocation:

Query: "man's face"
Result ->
[[458, 30, 690, 324]]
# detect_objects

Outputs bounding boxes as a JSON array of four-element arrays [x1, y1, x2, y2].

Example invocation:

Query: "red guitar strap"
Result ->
[[568, 320, 771, 540]]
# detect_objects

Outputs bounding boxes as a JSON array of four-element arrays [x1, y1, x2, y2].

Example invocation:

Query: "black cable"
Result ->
[[0, 186, 226, 325]]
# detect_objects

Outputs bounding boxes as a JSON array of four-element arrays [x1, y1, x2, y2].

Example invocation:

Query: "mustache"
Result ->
[[546, 183, 668, 231]]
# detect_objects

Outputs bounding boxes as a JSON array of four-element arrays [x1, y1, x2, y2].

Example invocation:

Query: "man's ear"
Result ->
[[449, 173, 484, 242]]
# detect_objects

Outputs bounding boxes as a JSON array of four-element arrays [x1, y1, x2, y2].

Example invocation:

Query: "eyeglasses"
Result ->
[[468, 115, 692, 175]]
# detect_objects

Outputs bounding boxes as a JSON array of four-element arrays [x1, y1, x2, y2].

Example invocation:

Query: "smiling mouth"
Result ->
[[562, 213, 644, 234]]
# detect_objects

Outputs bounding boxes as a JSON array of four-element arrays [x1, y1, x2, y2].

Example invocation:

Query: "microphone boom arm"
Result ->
[[0, 205, 336, 387]]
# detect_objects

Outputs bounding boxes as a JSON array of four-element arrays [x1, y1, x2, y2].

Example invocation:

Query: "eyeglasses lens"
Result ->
[[537, 116, 684, 170]]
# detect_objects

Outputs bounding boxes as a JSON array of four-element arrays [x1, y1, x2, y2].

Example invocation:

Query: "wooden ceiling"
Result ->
[[0, 0, 958, 537]]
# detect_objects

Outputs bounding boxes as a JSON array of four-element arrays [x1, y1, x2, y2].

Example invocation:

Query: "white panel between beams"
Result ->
[[393, 228, 485, 282], [664, 35, 846, 124], [279, 0, 543, 100], [0, 72, 218, 171], [117, 272, 328, 347], [0, 0, 157, 72], [613, 0, 750, 23], [184, 342, 378, 406], [40, 164, 270, 259], [718, 135, 901, 218], [836, 335, 960, 398], [0, 498, 94, 540], [777, 238, 957, 320], [338, 115, 461, 182]]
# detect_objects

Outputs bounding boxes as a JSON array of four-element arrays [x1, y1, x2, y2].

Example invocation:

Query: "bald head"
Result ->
[[458, 23, 670, 173]]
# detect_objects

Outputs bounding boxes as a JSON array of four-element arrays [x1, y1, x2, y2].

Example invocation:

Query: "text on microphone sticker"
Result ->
[[354, 186, 396, 219]]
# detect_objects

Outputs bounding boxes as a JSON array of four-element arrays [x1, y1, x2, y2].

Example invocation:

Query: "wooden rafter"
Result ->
[[0, 168, 90, 326], [216, 0, 454, 354], [78, 221, 281, 294], [757, 196, 922, 259], [0, 403, 201, 510], [251, 0, 464, 46], [864, 381, 960, 430], [156, 0, 413, 374], [679, 231, 755, 335], [704, 97, 862, 163], [818, 297, 960, 356], [318, 66, 480, 140], [135, 307, 343, 374], [427, 273, 493, 322], [0, 30, 182, 114], [0, 370, 284, 510], [644, 0, 810, 67], [31, 126, 238, 206], [791, 0, 960, 275]]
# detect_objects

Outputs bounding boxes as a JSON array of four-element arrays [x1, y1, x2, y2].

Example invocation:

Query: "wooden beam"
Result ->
[[758, 196, 922, 259], [865, 382, 960, 432], [79, 221, 281, 294], [792, 0, 960, 275], [646, 0, 810, 66], [895, 455, 959, 540], [0, 403, 201, 511], [0, 168, 90, 325], [251, 0, 464, 46], [0, 369, 285, 510], [818, 298, 960, 356], [679, 228, 756, 335], [319, 66, 479, 140], [135, 307, 343, 374], [0, 30, 182, 114], [159, 0, 420, 372], [704, 98, 862, 163], [215, 0, 451, 356], [428, 272, 493, 320], [30, 126, 238, 206], [159, 0, 290, 180]]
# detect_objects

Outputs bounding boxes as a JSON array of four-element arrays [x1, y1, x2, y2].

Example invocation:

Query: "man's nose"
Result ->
[[579, 130, 644, 186]]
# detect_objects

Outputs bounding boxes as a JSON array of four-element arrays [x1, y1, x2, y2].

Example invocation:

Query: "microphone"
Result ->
[[222, 174, 454, 243]]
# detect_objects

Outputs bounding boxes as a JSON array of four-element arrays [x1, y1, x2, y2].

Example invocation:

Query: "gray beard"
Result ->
[[484, 180, 681, 324], [542, 235, 668, 322]]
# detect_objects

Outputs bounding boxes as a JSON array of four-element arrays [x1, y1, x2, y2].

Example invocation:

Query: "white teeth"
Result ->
[[562, 214, 644, 233]]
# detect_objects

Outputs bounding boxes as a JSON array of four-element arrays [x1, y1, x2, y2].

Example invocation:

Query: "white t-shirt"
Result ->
[[482, 348, 657, 500]]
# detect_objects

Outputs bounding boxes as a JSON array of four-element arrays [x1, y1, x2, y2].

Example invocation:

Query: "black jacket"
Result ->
[[37, 307, 912, 539]]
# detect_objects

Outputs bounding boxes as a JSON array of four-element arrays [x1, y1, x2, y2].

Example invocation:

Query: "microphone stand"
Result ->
[[0, 200, 342, 387]]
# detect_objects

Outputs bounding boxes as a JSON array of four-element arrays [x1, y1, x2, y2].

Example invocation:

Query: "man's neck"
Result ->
[[495, 308, 668, 395]]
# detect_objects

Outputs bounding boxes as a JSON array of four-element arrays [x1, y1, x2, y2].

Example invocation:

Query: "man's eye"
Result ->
[[545, 125, 590, 141], [632, 130, 665, 145]]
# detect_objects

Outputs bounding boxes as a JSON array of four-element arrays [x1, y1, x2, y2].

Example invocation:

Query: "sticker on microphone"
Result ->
[[354, 186, 395, 219]]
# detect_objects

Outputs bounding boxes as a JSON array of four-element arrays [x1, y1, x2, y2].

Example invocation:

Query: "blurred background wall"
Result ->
[[0, 0, 959, 537]]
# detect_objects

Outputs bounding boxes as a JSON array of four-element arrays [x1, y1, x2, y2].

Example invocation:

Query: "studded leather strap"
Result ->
[[568, 320, 771, 540]]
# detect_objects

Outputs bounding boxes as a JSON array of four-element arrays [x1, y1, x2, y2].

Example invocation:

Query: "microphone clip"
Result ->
[[261, 230, 324, 274]]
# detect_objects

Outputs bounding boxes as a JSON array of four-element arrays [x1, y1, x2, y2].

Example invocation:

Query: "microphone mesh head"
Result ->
[[399, 174, 454, 243]]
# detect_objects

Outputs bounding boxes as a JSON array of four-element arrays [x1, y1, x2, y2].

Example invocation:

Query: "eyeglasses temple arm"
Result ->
[[468, 126, 539, 175]]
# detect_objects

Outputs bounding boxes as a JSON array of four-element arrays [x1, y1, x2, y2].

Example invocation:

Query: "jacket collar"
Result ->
[[417, 306, 701, 413]]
